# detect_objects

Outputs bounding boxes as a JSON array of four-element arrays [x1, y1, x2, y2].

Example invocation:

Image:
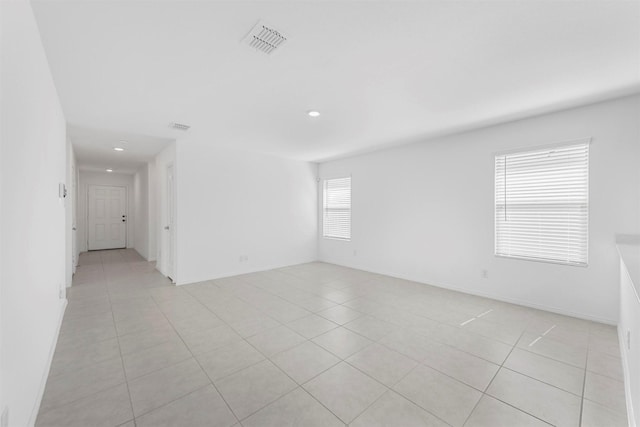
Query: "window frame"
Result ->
[[494, 139, 590, 267], [321, 176, 352, 241]]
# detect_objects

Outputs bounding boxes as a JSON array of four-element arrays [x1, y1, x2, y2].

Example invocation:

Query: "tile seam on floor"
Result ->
[[578, 331, 589, 427], [201, 270, 386, 425], [54, 256, 623, 427], [37, 258, 127, 421], [462, 326, 524, 426], [339, 359, 453, 426], [138, 290, 241, 425], [475, 326, 566, 427], [501, 363, 584, 395], [386, 362, 466, 427], [107, 269, 137, 427], [514, 343, 588, 370], [175, 276, 354, 426]]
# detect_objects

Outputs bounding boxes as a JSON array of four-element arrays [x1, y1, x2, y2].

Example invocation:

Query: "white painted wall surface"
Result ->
[[154, 143, 176, 278], [1, 1, 68, 425], [319, 95, 640, 324], [133, 164, 150, 260], [176, 144, 318, 285], [78, 171, 135, 252]]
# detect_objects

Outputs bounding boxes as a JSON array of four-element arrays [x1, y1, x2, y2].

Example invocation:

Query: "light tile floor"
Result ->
[[36, 249, 628, 427]]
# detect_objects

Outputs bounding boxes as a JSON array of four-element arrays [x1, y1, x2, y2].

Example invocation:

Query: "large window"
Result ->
[[323, 176, 351, 240], [495, 140, 589, 266]]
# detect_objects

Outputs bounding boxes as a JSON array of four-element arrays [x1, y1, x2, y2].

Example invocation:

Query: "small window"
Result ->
[[323, 177, 351, 240], [495, 141, 589, 266]]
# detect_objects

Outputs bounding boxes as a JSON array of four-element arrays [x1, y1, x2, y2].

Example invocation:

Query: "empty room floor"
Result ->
[[36, 250, 627, 427]]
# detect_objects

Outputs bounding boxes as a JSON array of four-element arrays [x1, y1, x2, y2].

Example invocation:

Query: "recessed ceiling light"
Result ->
[[106, 169, 113, 172], [113, 147, 125, 152], [307, 110, 320, 118]]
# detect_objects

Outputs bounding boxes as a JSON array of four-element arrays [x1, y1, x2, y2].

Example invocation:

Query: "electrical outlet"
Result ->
[[1, 406, 8, 427], [481, 269, 488, 279]]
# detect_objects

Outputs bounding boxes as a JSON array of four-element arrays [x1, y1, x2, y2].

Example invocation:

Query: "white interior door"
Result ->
[[88, 185, 127, 250], [166, 164, 175, 280]]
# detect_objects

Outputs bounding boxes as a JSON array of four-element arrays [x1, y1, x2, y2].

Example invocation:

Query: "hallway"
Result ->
[[37, 250, 174, 426]]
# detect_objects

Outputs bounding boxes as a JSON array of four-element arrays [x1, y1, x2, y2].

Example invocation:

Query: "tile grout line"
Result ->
[[180, 272, 358, 425], [466, 319, 559, 427], [578, 330, 590, 427], [343, 356, 455, 426], [183, 272, 413, 425], [138, 289, 241, 425], [51, 254, 622, 426], [40, 251, 138, 424], [183, 278, 351, 425], [104, 254, 139, 427]]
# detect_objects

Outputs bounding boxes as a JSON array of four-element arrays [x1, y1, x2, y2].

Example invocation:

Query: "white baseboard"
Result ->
[[319, 259, 617, 325], [28, 298, 67, 427], [430, 279, 616, 325], [176, 257, 319, 287]]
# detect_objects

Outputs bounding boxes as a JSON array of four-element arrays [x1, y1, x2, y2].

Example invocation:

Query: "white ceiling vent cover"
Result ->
[[169, 122, 190, 131], [242, 21, 287, 55]]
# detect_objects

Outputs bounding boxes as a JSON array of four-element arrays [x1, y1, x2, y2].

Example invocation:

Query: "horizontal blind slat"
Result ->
[[323, 177, 351, 240], [495, 142, 589, 265]]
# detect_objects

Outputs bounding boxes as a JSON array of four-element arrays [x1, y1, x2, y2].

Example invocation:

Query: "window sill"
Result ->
[[495, 254, 588, 268], [322, 236, 351, 242]]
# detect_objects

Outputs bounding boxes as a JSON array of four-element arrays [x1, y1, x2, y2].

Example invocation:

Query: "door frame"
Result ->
[[165, 163, 176, 282], [86, 184, 128, 251]]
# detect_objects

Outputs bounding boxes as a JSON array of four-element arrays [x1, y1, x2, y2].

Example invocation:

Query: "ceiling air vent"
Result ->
[[242, 20, 287, 55], [169, 122, 190, 131]]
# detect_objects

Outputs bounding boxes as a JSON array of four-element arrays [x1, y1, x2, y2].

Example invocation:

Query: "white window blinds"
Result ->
[[323, 177, 351, 240], [495, 141, 589, 266]]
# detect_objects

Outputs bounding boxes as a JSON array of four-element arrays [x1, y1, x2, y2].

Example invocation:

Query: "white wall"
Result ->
[[78, 171, 135, 252], [154, 143, 176, 278], [176, 144, 318, 285], [1, 1, 68, 425], [319, 95, 640, 324], [133, 164, 150, 260]]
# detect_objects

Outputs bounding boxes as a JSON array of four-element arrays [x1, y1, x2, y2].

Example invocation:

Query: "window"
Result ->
[[495, 140, 589, 266], [323, 176, 351, 240]]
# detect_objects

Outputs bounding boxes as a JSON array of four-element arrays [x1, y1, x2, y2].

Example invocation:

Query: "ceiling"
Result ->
[[33, 1, 640, 162], [69, 126, 173, 174]]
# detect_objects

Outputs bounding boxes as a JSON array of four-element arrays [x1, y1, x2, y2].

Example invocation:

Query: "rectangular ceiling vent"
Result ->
[[243, 21, 287, 55], [169, 122, 190, 131]]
